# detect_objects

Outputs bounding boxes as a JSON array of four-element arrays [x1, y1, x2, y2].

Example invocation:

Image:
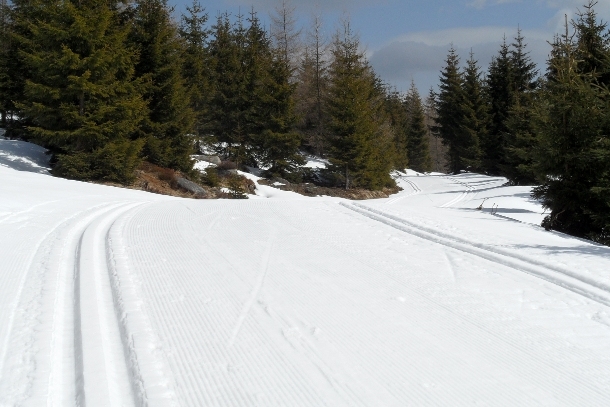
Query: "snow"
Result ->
[[2, 138, 610, 406]]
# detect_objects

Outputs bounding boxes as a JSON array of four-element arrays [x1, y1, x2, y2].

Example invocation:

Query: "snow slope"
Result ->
[[1, 138, 610, 406]]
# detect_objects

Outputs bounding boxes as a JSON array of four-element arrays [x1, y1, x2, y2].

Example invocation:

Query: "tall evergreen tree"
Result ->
[[436, 47, 477, 173], [384, 88, 409, 170], [532, 3, 610, 244], [18, 0, 147, 182], [326, 23, 393, 189], [502, 29, 540, 185], [179, 1, 209, 140], [460, 51, 486, 171], [484, 38, 513, 174], [131, 0, 194, 172], [295, 13, 328, 155], [247, 11, 303, 177], [405, 82, 432, 172]]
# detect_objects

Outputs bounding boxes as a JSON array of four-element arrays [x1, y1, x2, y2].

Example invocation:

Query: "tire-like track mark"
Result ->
[[342, 202, 610, 307]]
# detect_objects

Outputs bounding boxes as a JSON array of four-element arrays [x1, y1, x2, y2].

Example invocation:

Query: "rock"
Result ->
[[193, 155, 221, 165], [177, 177, 207, 197]]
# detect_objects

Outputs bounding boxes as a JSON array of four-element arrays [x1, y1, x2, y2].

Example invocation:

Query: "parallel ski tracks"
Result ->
[[342, 202, 610, 308], [0, 200, 176, 407]]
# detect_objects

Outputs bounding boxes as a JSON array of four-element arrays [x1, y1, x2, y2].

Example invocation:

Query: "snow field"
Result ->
[[2, 138, 610, 406]]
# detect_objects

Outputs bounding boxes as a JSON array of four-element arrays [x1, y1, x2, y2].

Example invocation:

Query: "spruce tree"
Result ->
[[248, 11, 303, 177], [532, 3, 610, 244], [384, 89, 409, 170], [205, 13, 250, 163], [295, 13, 328, 155], [326, 23, 393, 190], [18, 0, 147, 182], [405, 83, 432, 172], [179, 1, 209, 140], [131, 0, 194, 172], [502, 29, 539, 184], [460, 51, 486, 171], [436, 47, 475, 173], [484, 38, 513, 174]]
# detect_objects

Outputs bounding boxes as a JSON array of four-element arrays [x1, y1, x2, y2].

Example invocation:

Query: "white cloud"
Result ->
[[369, 26, 551, 92]]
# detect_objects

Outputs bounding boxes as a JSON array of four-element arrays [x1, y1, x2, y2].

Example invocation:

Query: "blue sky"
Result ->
[[170, 0, 610, 93]]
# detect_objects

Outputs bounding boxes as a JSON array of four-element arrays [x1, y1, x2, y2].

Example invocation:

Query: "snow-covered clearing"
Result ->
[[1, 138, 610, 406]]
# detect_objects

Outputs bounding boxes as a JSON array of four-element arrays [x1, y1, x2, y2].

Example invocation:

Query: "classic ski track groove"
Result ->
[[343, 202, 610, 307], [0, 202, 127, 406]]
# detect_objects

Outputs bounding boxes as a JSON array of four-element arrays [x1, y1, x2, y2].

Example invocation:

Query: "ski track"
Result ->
[[344, 202, 610, 307], [386, 177, 421, 205]]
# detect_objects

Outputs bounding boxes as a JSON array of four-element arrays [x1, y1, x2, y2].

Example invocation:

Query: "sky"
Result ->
[[170, 0, 610, 94]]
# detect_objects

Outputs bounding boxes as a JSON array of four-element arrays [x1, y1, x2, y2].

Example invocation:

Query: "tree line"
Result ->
[[0, 0, 436, 190], [435, 0, 610, 244]]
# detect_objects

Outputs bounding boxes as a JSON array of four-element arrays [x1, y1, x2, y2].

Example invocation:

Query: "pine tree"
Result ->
[[502, 29, 539, 184], [0, 0, 9, 126], [179, 1, 209, 139], [460, 51, 486, 171], [18, 0, 147, 182], [424, 88, 447, 172], [295, 13, 328, 155], [532, 3, 610, 244], [325, 23, 394, 190], [248, 11, 303, 177], [436, 47, 476, 173], [384, 88, 409, 170], [131, 0, 195, 172], [405, 82, 432, 172], [484, 38, 513, 174]]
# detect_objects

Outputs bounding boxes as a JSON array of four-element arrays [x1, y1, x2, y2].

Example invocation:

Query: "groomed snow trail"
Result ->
[[2, 149, 610, 406]]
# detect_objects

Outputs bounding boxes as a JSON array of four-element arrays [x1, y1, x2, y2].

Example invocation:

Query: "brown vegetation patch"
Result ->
[[257, 179, 401, 200]]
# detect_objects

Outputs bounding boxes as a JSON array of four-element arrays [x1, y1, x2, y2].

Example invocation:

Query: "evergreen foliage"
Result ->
[[484, 39, 513, 175], [532, 1, 610, 244], [325, 24, 394, 190], [179, 1, 210, 139], [405, 83, 432, 173], [436, 47, 480, 173], [131, 0, 195, 172], [501, 29, 540, 185], [17, 0, 147, 183]]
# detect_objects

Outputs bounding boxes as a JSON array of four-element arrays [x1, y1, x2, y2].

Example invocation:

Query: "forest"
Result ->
[[0, 0, 609, 244]]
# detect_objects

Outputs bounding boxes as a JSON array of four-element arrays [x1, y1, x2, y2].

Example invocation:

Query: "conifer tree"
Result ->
[[131, 0, 194, 172], [326, 23, 394, 189], [437, 47, 476, 173], [532, 3, 610, 244], [248, 11, 303, 177], [384, 89, 409, 170], [484, 38, 513, 174], [205, 13, 249, 162], [460, 51, 486, 171], [179, 1, 209, 139], [295, 13, 328, 155], [424, 88, 447, 172], [405, 83, 432, 172], [0, 0, 9, 126], [502, 29, 539, 184], [18, 0, 147, 182]]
